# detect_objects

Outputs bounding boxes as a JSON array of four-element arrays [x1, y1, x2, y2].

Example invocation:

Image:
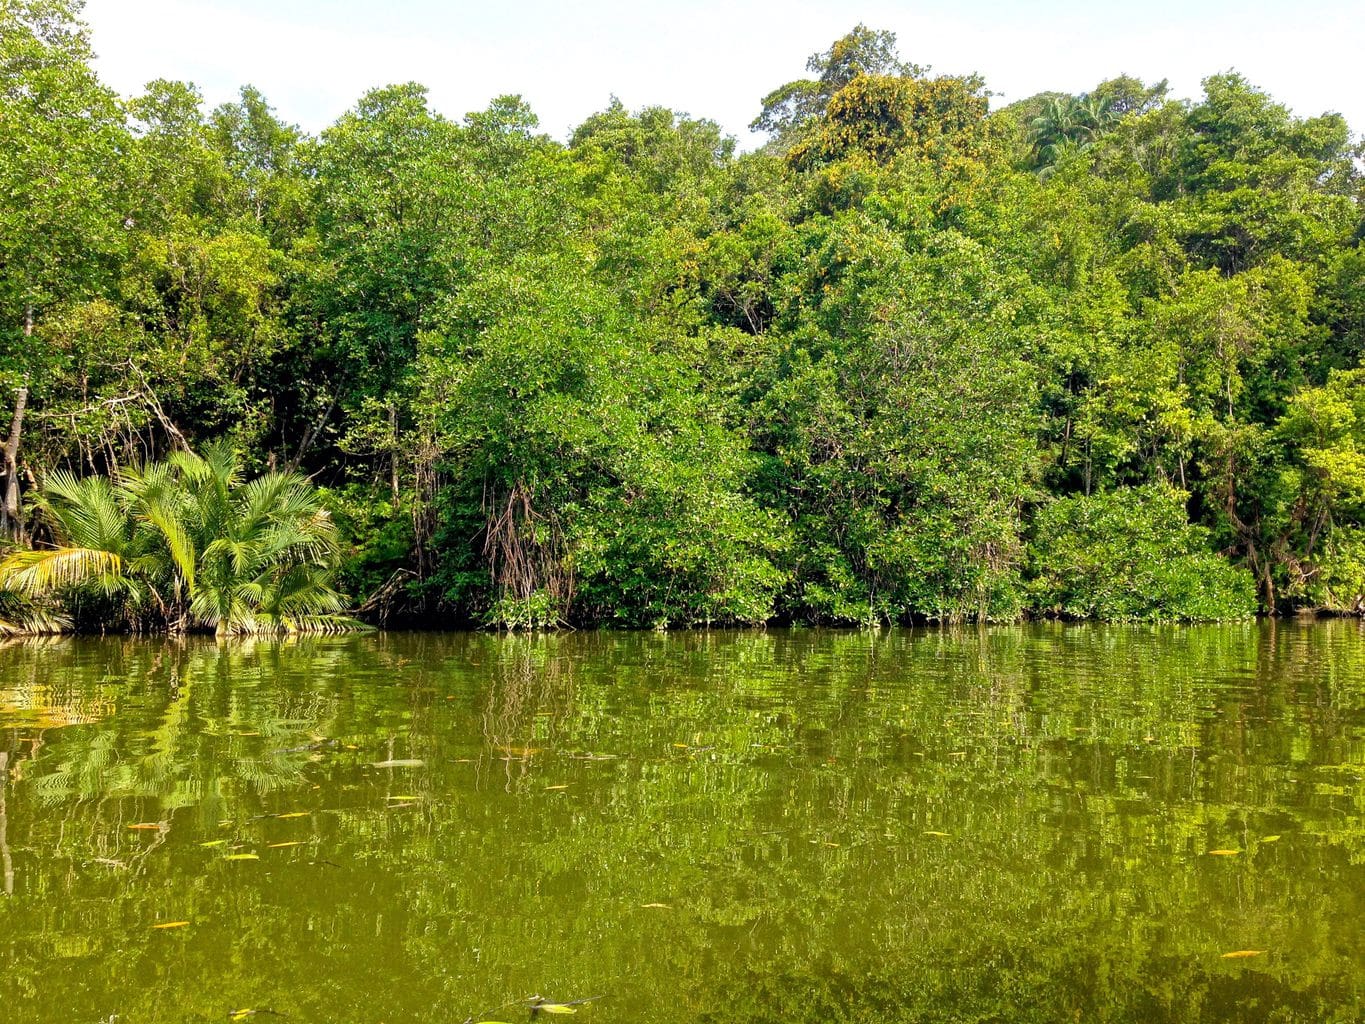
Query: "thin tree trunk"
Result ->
[[1, 308, 33, 543], [285, 390, 337, 474], [388, 402, 400, 501]]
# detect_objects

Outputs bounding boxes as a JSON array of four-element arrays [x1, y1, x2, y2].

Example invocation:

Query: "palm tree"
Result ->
[[0, 445, 359, 635], [1027, 95, 1082, 166], [0, 471, 149, 615], [174, 449, 350, 634], [1028, 93, 1119, 171]]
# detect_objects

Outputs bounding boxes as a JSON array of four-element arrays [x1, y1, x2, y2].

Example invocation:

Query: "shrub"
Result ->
[[1028, 485, 1257, 621]]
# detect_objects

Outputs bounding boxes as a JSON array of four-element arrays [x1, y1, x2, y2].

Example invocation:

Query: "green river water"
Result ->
[[0, 624, 1362, 1023]]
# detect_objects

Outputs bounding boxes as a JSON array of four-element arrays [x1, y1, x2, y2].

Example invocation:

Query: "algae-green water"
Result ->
[[1, 624, 1362, 1023]]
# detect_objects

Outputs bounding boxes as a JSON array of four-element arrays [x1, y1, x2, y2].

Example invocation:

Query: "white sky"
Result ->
[[83, 0, 1365, 145]]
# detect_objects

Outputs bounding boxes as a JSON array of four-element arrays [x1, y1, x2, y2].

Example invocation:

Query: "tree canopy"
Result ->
[[2, 8, 1364, 630]]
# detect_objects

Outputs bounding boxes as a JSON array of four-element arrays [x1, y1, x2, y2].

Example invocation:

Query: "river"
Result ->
[[1, 623, 1361, 1022]]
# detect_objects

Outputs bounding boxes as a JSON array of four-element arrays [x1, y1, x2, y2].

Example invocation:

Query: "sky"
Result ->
[[83, 0, 1365, 146]]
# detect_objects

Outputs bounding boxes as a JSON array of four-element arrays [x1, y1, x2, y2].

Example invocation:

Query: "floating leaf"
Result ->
[[267, 841, 305, 848], [923, 831, 951, 838], [544, 785, 569, 791], [537, 1005, 577, 1015], [1260, 835, 1281, 843], [1208, 849, 1241, 856], [371, 758, 424, 768], [127, 823, 163, 830], [1221, 949, 1266, 959], [151, 921, 189, 929], [640, 903, 670, 908], [200, 839, 228, 848], [275, 812, 309, 819], [386, 794, 419, 801], [224, 853, 259, 861]]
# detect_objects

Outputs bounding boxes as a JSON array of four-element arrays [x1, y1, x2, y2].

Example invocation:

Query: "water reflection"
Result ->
[[0, 623, 1362, 1023]]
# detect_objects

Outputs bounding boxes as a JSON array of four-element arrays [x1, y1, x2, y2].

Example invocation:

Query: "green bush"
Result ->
[[1028, 485, 1257, 621]]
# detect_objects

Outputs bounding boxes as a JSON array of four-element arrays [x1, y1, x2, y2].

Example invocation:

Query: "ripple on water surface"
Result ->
[[0, 622, 1362, 1024]]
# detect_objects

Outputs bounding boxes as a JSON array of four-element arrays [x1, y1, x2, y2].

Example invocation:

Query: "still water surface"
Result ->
[[0, 624, 1362, 1023]]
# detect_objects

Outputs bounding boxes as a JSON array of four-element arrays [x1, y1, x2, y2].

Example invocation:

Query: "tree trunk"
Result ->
[[1, 308, 32, 543], [388, 402, 400, 501]]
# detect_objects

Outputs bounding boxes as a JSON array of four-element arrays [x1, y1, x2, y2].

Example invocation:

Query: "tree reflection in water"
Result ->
[[0, 623, 1361, 1023]]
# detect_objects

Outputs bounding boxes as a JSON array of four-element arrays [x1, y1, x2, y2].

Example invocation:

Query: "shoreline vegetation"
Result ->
[[2, 7, 1364, 634]]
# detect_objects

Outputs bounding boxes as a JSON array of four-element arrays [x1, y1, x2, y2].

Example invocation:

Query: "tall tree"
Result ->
[[751, 24, 921, 148], [0, 0, 131, 538]]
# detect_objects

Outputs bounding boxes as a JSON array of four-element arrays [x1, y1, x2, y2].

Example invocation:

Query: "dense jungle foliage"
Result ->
[[2, 4, 1364, 630]]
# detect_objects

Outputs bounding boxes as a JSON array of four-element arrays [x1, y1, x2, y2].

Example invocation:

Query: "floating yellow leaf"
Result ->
[[386, 794, 419, 800], [1208, 849, 1241, 856], [641, 902, 670, 908], [267, 841, 305, 848], [1260, 835, 1281, 843], [923, 831, 951, 838], [151, 921, 189, 929], [371, 758, 425, 768], [199, 840, 227, 848], [275, 812, 309, 819], [127, 823, 163, 830], [544, 785, 569, 791], [224, 853, 259, 861], [1220, 949, 1266, 959], [538, 1005, 577, 1015]]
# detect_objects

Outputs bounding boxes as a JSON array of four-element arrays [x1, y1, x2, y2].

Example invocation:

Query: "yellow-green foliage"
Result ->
[[2, 12, 1363, 628]]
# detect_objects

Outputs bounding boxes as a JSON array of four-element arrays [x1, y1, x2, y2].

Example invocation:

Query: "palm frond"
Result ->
[[0, 547, 127, 597], [140, 494, 197, 595], [12, 443, 350, 636], [0, 597, 72, 635]]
